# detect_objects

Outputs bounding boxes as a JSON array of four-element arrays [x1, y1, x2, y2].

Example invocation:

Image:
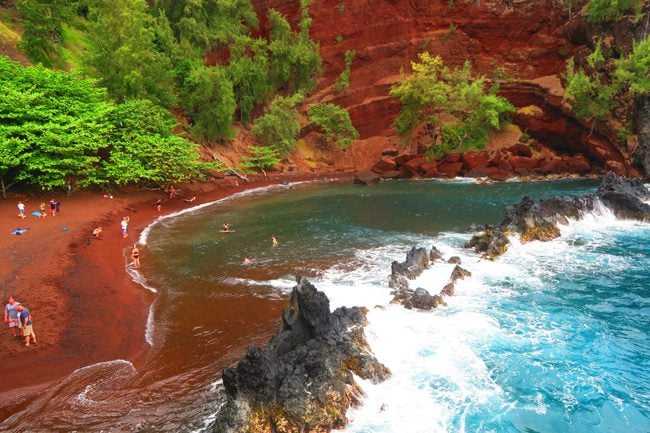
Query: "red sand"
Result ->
[[0, 173, 349, 418]]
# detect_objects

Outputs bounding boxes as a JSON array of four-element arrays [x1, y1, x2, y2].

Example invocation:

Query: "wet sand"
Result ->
[[0, 172, 350, 420]]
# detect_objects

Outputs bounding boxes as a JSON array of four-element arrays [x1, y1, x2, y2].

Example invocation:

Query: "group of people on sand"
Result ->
[[17, 199, 61, 219], [4, 296, 37, 348]]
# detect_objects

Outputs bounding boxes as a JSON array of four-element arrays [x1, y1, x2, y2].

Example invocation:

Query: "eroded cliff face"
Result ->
[[247, 0, 643, 177]]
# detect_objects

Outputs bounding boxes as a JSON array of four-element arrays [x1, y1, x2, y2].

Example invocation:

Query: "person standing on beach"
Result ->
[[39, 202, 47, 218], [4, 297, 21, 339], [131, 244, 141, 268], [272, 234, 279, 248], [17, 201, 26, 219], [49, 199, 57, 216], [16, 304, 36, 347], [55, 200, 61, 214], [121, 216, 129, 238], [169, 185, 176, 200], [156, 197, 162, 212]]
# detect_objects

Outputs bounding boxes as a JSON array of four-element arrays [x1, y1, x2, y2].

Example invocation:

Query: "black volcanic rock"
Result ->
[[466, 173, 650, 259], [214, 276, 390, 433], [390, 247, 429, 280]]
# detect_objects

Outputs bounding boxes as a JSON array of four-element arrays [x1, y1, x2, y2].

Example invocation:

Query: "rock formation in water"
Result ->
[[466, 173, 650, 259], [389, 246, 471, 310], [213, 276, 390, 433]]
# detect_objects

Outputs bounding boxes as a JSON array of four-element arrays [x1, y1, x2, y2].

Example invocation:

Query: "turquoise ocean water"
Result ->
[[140, 178, 649, 433]]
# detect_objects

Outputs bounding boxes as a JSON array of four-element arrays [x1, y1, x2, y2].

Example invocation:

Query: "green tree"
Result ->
[[0, 56, 212, 192], [97, 100, 210, 187], [267, 6, 322, 92], [390, 53, 514, 155], [16, 0, 76, 66], [182, 65, 236, 141], [252, 92, 304, 156], [240, 145, 281, 173], [84, 0, 176, 107], [612, 37, 650, 95], [563, 59, 613, 119], [586, 0, 643, 23], [308, 103, 358, 148], [154, 0, 258, 51], [227, 37, 271, 124]]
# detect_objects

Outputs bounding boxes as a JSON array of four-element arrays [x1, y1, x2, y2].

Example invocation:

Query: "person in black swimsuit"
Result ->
[[131, 244, 141, 269]]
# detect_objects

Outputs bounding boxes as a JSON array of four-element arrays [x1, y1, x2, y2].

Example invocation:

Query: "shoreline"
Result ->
[[0, 171, 350, 420]]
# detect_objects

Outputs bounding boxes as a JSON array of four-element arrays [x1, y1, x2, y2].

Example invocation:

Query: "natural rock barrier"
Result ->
[[466, 173, 650, 259], [389, 247, 471, 310], [214, 276, 390, 433]]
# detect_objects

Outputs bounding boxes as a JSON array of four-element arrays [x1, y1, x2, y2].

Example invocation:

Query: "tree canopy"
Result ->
[[390, 53, 514, 156], [0, 56, 213, 197]]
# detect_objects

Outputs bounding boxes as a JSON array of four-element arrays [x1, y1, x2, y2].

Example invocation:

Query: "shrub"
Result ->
[[390, 53, 514, 155], [586, 0, 643, 24], [252, 92, 304, 156], [308, 103, 359, 148], [240, 146, 281, 172], [334, 49, 355, 93]]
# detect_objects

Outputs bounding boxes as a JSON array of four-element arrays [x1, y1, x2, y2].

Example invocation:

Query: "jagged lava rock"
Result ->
[[214, 277, 390, 433], [390, 247, 429, 280], [466, 173, 650, 258], [353, 171, 381, 185]]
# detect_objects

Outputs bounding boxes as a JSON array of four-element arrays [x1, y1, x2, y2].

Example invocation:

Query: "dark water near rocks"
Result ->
[[3, 178, 649, 433]]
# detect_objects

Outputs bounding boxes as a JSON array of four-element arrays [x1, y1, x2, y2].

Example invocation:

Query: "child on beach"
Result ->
[[121, 217, 129, 238], [39, 202, 47, 218], [17, 201, 26, 219]]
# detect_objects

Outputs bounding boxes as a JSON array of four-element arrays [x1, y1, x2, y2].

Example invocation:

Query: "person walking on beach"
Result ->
[[121, 216, 129, 239], [49, 199, 57, 216], [4, 297, 21, 340], [131, 244, 141, 268], [272, 234, 279, 248], [17, 201, 26, 219], [16, 304, 36, 347], [169, 185, 176, 200]]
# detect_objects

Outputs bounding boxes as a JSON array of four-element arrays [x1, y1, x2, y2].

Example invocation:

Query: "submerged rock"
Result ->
[[466, 173, 650, 259], [214, 276, 390, 433]]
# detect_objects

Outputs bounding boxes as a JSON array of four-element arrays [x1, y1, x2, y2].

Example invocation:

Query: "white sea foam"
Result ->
[[311, 204, 649, 433], [145, 301, 155, 346], [221, 276, 295, 291]]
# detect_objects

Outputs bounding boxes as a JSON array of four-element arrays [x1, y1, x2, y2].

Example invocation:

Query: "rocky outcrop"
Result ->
[[214, 276, 390, 433], [466, 173, 650, 259], [389, 246, 471, 310], [633, 92, 650, 176]]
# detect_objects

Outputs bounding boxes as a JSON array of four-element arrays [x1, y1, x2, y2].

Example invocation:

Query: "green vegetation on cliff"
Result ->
[[308, 103, 359, 148], [563, 36, 650, 121], [0, 57, 211, 197], [390, 53, 514, 157]]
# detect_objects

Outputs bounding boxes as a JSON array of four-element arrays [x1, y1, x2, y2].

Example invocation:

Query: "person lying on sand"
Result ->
[[184, 196, 196, 203]]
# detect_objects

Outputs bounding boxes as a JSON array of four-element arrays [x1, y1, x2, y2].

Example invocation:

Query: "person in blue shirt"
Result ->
[[16, 304, 36, 347]]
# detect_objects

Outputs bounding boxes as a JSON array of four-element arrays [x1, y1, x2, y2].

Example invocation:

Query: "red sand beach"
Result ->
[[0, 173, 348, 420]]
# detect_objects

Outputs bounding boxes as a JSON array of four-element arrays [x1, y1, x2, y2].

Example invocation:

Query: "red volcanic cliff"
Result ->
[[244, 0, 640, 177]]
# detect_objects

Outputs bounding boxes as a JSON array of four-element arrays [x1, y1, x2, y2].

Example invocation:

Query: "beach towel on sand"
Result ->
[[10, 228, 28, 235], [31, 211, 41, 217]]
